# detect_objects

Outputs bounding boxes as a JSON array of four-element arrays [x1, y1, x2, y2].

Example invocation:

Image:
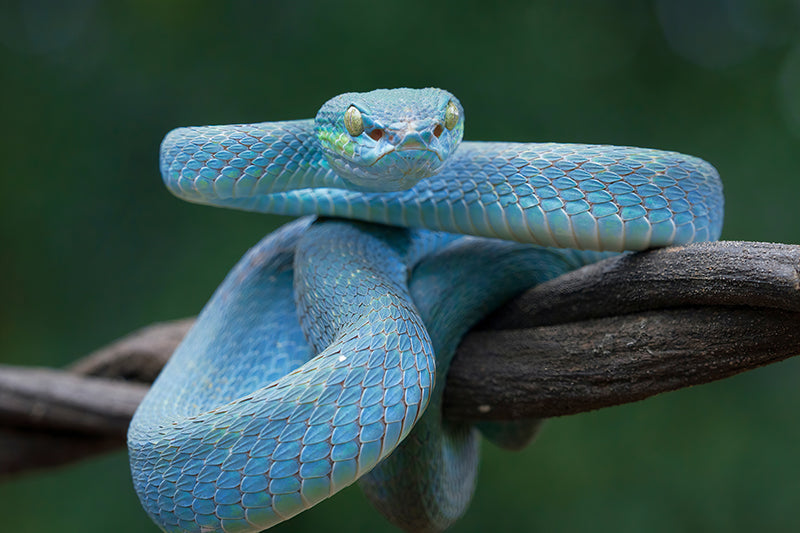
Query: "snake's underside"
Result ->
[[128, 88, 724, 533]]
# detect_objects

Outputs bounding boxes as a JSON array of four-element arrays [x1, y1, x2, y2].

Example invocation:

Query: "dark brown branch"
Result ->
[[446, 307, 800, 419], [444, 241, 800, 418], [69, 319, 194, 382], [0, 367, 148, 475], [0, 366, 145, 435], [2, 241, 798, 476], [479, 241, 800, 329]]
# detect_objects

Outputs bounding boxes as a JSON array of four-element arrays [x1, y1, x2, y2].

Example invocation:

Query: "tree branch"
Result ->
[[2, 241, 798, 476], [445, 240, 800, 418]]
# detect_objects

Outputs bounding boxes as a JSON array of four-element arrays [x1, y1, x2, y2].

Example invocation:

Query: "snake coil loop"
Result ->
[[131, 88, 723, 532]]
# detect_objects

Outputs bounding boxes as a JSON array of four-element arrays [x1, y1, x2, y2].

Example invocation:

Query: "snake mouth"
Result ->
[[395, 138, 426, 151], [370, 147, 443, 167]]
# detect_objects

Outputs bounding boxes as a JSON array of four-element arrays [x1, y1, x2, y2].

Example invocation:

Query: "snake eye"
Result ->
[[344, 106, 364, 136], [444, 101, 459, 131]]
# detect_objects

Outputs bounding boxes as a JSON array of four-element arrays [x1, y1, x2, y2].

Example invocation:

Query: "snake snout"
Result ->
[[390, 120, 435, 148], [396, 136, 426, 152]]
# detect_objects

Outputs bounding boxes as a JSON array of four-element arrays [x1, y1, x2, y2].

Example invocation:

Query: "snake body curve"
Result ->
[[128, 88, 724, 532]]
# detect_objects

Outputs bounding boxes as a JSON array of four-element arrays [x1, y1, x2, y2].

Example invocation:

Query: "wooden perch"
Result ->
[[445, 241, 800, 418], [1, 241, 798, 477]]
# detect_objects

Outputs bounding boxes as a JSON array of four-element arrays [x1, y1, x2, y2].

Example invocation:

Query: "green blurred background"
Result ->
[[2, 0, 799, 531]]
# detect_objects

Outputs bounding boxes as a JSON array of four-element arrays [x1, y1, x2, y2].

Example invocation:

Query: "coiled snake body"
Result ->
[[128, 88, 724, 532]]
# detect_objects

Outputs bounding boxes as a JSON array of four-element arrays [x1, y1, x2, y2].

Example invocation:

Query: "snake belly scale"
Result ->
[[128, 88, 724, 532]]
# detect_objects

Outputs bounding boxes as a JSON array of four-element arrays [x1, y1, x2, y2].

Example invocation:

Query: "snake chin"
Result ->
[[347, 148, 446, 192], [323, 151, 435, 192]]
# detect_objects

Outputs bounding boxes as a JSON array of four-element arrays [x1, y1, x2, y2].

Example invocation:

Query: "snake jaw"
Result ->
[[396, 139, 426, 151]]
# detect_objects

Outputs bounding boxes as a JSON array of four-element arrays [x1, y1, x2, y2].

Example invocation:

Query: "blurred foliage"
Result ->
[[1, 0, 799, 531]]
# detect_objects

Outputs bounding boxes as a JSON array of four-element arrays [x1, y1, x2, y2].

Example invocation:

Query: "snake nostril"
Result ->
[[433, 124, 444, 138], [368, 129, 384, 142]]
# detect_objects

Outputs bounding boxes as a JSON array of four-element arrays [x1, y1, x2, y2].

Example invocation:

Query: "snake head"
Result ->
[[315, 88, 464, 192]]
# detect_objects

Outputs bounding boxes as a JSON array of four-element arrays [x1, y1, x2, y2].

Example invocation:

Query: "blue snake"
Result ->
[[128, 88, 724, 532]]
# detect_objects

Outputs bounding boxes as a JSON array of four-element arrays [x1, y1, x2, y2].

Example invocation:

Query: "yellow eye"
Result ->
[[445, 101, 459, 130], [344, 106, 364, 136]]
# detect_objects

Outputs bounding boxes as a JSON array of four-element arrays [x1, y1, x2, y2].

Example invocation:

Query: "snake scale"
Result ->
[[128, 88, 724, 532]]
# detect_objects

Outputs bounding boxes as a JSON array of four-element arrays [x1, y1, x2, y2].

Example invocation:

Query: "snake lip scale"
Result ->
[[130, 87, 724, 533]]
